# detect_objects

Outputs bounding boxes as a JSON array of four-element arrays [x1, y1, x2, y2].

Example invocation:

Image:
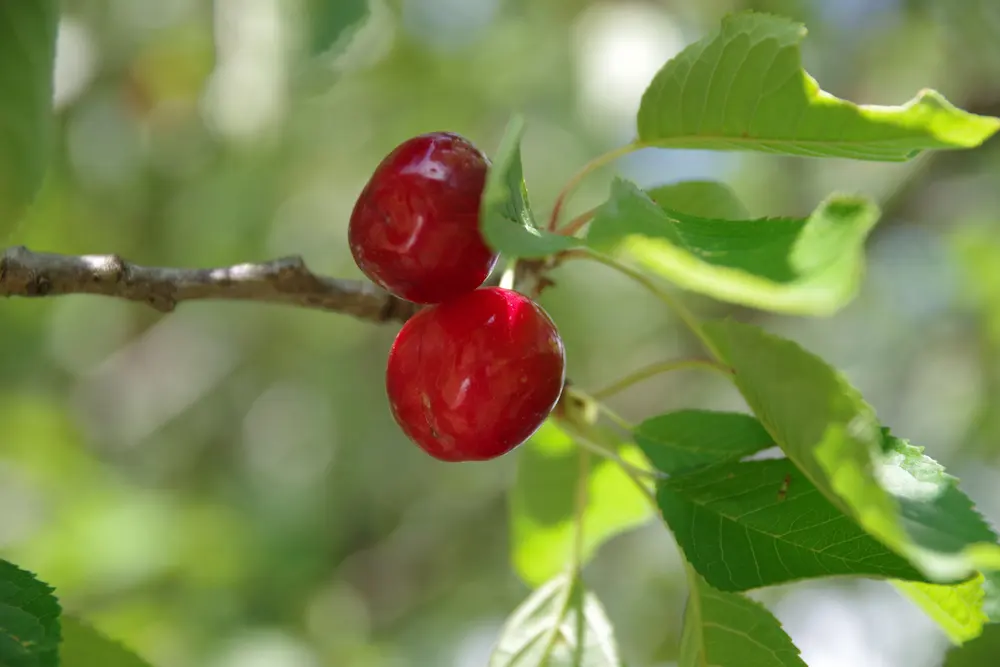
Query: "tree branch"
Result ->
[[0, 246, 421, 323]]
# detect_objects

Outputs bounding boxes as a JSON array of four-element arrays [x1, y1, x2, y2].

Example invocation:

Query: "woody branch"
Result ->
[[0, 246, 421, 323]]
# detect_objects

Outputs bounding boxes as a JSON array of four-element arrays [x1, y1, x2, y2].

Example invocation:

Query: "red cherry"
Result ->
[[348, 132, 499, 304], [385, 287, 566, 462]]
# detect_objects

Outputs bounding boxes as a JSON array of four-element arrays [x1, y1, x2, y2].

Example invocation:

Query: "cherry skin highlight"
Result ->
[[385, 287, 566, 462], [348, 132, 499, 304]]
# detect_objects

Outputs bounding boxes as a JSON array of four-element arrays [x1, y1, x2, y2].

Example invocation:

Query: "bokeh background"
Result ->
[[3, 0, 1000, 665]]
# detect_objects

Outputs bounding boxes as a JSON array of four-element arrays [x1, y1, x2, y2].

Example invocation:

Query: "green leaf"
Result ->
[[304, 0, 368, 56], [704, 320, 1000, 583], [647, 181, 749, 220], [894, 577, 990, 646], [983, 571, 1000, 621], [636, 11, 1000, 160], [679, 570, 805, 667], [882, 432, 999, 561], [481, 116, 581, 258], [945, 622, 1000, 666], [0, 560, 61, 667], [587, 179, 879, 315], [0, 605, 47, 667], [60, 617, 152, 667], [659, 458, 926, 591], [490, 573, 622, 667], [511, 421, 653, 587], [0, 0, 59, 232], [635, 409, 774, 475]]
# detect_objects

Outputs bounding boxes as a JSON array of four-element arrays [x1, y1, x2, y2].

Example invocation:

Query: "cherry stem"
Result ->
[[571, 249, 724, 362], [547, 143, 638, 232], [499, 258, 517, 289], [554, 207, 598, 237], [560, 420, 664, 482], [568, 429, 660, 505], [560, 384, 634, 432], [597, 402, 634, 432], [592, 358, 733, 400]]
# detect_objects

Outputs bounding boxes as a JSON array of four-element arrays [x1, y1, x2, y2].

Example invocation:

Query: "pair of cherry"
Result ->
[[349, 133, 567, 462]]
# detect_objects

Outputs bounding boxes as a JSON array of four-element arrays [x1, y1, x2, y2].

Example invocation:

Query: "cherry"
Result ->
[[348, 132, 499, 304], [385, 287, 566, 462]]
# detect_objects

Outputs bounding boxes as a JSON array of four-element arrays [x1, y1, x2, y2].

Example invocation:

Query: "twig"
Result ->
[[0, 246, 421, 323], [547, 143, 637, 231], [591, 358, 732, 400], [554, 207, 597, 238], [570, 449, 590, 574], [568, 248, 723, 361]]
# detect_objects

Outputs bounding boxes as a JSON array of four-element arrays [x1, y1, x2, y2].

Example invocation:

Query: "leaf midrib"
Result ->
[[668, 479, 904, 575]]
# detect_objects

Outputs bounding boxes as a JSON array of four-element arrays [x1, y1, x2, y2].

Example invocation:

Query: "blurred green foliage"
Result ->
[[0, 1, 58, 228], [2, 0, 1000, 665]]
